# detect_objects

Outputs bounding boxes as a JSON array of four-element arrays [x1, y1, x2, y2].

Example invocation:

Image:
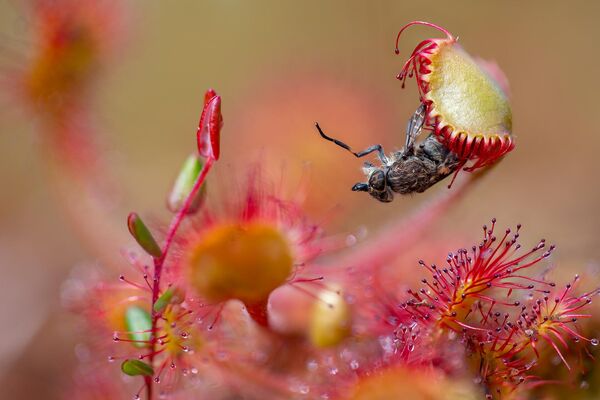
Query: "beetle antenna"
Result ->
[[395, 21, 455, 55]]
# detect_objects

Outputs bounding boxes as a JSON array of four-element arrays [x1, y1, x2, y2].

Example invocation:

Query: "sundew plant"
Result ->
[[4, 3, 600, 400]]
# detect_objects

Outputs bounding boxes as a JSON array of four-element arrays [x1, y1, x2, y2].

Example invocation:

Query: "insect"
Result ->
[[395, 21, 514, 172], [315, 103, 459, 202]]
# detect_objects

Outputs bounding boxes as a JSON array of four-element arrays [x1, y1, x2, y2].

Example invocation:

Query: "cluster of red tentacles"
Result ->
[[395, 21, 455, 94], [392, 220, 599, 396]]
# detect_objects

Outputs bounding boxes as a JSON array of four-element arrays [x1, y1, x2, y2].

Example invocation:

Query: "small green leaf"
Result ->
[[153, 290, 172, 313], [124, 306, 152, 348], [127, 213, 162, 257], [153, 286, 186, 312], [167, 154, 206, 214], [121, 359, 154, 377]]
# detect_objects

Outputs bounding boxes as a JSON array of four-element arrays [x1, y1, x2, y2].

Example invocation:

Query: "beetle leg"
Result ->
[[352, 144, 387, 162], [315, 123, 388, 164]]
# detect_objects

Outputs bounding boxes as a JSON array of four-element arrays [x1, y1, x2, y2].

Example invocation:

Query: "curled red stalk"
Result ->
[[197, 89, 222, 160], [143, 89, 222, 400]]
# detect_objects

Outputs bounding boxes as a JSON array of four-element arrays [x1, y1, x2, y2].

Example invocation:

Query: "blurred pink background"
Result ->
[[0, 1, 599, 398]]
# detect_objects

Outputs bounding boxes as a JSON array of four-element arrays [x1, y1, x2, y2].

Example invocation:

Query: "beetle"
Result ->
[[315, 103, 459, 202]]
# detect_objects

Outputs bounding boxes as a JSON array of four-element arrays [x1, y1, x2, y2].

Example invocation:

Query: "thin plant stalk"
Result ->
[[146, 156, 215, 400]]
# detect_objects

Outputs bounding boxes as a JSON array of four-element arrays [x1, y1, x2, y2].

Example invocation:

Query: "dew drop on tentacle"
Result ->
[[581, 381, 590, 389]]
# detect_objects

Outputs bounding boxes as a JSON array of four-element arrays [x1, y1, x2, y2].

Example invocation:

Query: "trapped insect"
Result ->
[[395, 21, 514, 172], [316, 104, 459, 202]]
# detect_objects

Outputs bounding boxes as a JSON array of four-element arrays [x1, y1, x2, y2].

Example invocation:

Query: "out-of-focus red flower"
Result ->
[[170, 167, 328, 328], [13, 0, 124, 121], [3, 0, 128, 203], [341, 365, 480, 400]]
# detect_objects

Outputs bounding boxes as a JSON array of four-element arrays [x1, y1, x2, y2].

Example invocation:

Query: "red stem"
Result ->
[[158, 156, 216, 266], [146, 156, 215, 400]]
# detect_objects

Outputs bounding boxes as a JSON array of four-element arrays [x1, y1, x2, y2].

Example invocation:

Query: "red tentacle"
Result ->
[[395, 20, 455, 55]]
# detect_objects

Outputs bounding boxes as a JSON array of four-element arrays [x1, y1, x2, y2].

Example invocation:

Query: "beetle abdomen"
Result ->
[[388, 158, 438, 194]]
